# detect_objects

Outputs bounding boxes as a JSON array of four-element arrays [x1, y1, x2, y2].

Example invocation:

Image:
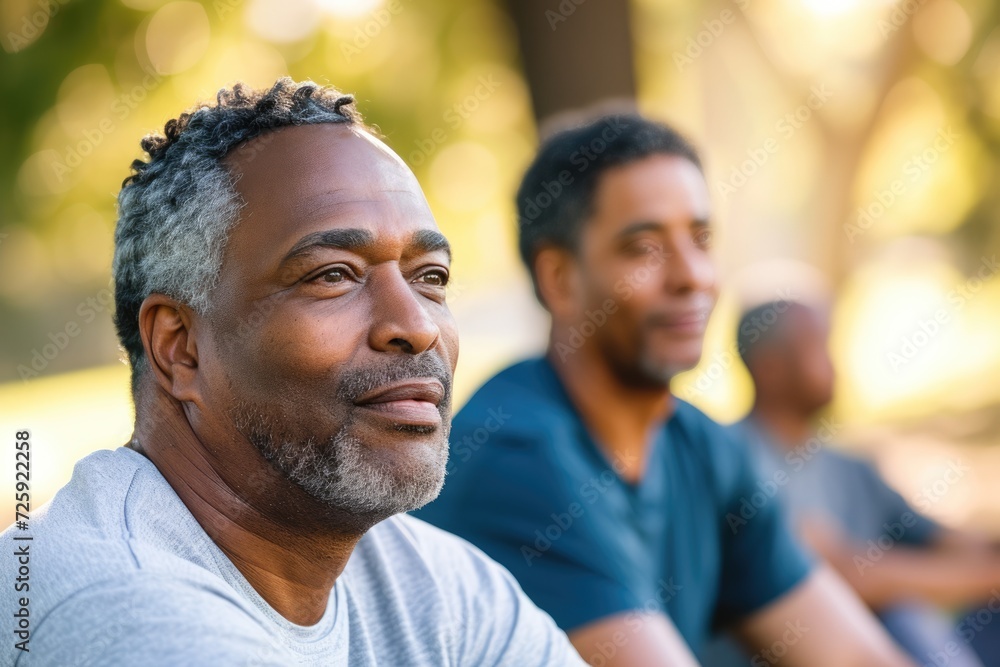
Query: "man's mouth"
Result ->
[[648, 309, 711, 336], [353, 378, 445, 427]]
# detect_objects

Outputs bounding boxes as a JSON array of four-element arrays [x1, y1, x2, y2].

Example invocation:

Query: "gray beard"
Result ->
[[230, 401, 449, 521]]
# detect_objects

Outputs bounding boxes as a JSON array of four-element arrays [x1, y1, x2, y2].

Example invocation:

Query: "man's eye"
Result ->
[[419, 270, 449, 287], [317, 267, 350, 284], [625, 241, 661, 256], [694, 228, 713, 247]]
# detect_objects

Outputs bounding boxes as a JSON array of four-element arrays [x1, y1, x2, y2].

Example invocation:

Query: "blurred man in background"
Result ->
[[711, 299, 1000, 666], [414, 114, 915, 666]]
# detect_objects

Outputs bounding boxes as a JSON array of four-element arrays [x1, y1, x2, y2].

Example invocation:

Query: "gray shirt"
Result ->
[[1, 447, 586, 666], [738, 418, 940, 546]]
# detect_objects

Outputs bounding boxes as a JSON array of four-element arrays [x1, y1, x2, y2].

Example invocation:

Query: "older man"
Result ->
[[0, 78, 585, 666]]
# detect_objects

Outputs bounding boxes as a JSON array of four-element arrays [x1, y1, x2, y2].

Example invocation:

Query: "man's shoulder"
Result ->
[[671, 397, 725, 433], [354, 514, 586, 666], [453, 357, 574, 438], [1, 448, 147, 598], [28, 448, 144, 528], [1, 569, 283, 666], [670, 399, 750, 462], [2, 474, 266, 667], [0, 447, 244, 639], [2, 446, 203, 567]]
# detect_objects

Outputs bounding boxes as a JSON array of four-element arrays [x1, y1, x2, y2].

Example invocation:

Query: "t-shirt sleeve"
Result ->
[[424, 527, 589, 667], [414, 427, 644, 634], [714, 429, 815, 625], [860, 461, 942, 547], [21, 574, 292, 666]]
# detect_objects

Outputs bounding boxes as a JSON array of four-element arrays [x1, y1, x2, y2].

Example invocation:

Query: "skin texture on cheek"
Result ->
[[214, 307, 455, 523], [198, 293, 341, 439], [571, 251, 714, 388]]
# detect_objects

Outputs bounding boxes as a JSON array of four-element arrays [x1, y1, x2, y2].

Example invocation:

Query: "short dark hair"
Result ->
[[113, 78, 365, 393], [515, 114, 702, 302], [736, 299, 806, 368]]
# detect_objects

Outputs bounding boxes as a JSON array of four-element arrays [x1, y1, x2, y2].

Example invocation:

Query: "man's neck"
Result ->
[[545, 346, 673, 484], [132, 394, 366, 626], [749, 401, 813, 450]]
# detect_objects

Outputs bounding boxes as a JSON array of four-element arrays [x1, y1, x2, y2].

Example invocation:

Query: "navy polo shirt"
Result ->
[[412, 357, 813, 656]]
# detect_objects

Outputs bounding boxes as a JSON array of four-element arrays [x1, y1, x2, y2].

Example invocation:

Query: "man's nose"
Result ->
[[367, 265, 441, 354], [664, 242, 716, 295]]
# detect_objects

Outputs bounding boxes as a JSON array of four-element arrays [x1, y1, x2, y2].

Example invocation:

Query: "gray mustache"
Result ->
[[336, 354, 453, 408]]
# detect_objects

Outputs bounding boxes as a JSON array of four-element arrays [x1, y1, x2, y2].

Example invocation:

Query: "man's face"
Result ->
[[784, 306, 836, 413], [570, 154, 717, 387], [198, 123, 457, 522]]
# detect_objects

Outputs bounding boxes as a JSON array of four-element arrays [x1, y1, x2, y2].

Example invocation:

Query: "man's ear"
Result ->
[[138, 294, 202, 403], [534, 246, 581, 320]]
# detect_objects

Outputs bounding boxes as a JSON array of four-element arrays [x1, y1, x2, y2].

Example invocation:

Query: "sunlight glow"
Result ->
[[313, 0, 383, 19], [800, 0, 862, 16]]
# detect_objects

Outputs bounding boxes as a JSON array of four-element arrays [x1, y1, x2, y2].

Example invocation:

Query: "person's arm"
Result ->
[[932, 526, 1000, 554], [567, 612, 699, 667], [803, 519, 1000, 610], [735, 566, 916, 667]]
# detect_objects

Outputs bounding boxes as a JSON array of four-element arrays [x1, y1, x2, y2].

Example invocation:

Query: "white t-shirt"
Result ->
[[1, 447, 586, 666]]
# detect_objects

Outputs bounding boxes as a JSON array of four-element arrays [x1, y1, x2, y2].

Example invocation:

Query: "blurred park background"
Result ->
[[3, 0, 1000, 531]]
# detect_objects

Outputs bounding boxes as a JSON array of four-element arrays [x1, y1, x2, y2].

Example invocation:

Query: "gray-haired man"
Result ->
[[1, 78, 586, 666]]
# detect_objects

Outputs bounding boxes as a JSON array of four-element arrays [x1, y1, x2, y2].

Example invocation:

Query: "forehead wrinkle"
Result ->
[[288, 187, 426, 226]]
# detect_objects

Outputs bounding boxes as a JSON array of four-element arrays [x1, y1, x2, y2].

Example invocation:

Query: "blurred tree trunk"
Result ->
[[501, 0, 637, 131]]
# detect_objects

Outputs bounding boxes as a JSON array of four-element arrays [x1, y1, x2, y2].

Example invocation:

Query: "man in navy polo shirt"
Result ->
[[413, 115, 914, 665]]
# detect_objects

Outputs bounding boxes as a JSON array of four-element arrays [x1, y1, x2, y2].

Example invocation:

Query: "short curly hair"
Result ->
[[113, 77, 366, 393]]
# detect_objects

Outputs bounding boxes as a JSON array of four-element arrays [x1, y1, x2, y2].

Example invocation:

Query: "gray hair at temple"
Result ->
[[112, 78, 366, 393]]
